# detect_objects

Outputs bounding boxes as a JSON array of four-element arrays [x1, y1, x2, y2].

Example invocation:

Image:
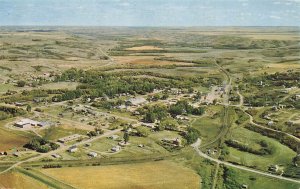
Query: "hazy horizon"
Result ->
[[1, 0, 300, 27]]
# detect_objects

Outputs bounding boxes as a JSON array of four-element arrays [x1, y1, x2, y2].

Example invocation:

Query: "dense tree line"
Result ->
[[52, 90, 82, 102], [225, 139, 273, 155], [246, 124, 299, 152], [0, 105, 26, 120]]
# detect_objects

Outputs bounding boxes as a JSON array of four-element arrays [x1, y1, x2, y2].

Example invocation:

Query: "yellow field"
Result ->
[[114, 56, 190, 65], [126, 46, 163, 51], [0, 171, 49, 189], [41, 161, 200, 189], [0, 128, 29, 151]]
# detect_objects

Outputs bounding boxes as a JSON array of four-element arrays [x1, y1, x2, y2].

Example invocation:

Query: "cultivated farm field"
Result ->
[[40, 161, 200, 189]]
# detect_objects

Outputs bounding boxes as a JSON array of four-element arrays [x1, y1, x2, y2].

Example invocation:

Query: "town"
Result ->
[[0, 26, 299, 189]]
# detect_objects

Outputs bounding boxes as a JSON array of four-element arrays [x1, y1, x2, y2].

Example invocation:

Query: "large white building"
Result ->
[[14, 119, 40, 129]]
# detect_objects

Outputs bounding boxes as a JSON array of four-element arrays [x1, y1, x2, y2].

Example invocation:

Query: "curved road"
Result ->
[[244, 110, 300, 142], [191, 138, 300, 184], [235, 90, 300, 143]]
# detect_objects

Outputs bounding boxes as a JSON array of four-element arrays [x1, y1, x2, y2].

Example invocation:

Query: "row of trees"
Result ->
[[225, 139, 273, 155]]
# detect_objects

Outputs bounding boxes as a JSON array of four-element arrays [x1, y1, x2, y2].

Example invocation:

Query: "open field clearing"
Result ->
[[114, 56, 192, 65], [126, 45, 163, 51], [38, 125, 87, 141], [0, 128, 30, 151], [0, 119, 31, 151], [0, 171, 49, 189], [244, 34, 300, 40], [38, 82, 78, 90], [219, 166, 300, 189], [40, 161, 200, 189], [264, 62, 300, 71], [0, 83, 17, 93], [226, 127, 296, 171]]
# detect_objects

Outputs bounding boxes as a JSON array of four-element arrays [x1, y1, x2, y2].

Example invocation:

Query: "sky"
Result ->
[[0, 0, 299, 26]]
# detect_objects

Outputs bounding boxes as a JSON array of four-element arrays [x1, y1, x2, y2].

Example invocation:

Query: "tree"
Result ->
[[87, 131, 97, 137], [161, 94, 169, 100], [123, 132, 129, 144], [37, 145, 51, 153], [95, 127, 104, 135], [144, 112, 156, 123], [153, 94, 160, 101], [160, 119, 178, 131], [17, 80, 26, 87], [26, 104, 31, 112], [136, 127, 149, 137], [25, 138, 41, 150], [184, 127, 200, 144], [192, 107, 205, 115], [50, 142, 60, 150]]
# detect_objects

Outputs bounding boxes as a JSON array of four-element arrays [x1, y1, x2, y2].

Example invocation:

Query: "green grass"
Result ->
[[89, 137, 119, 152], [192, 115, 222, 144], [0, 84, 17, 93], [219, 166, 300, 189], [39, 126, 87, 141], [112, 135, 170, 158], [225, 127, 296, 171]]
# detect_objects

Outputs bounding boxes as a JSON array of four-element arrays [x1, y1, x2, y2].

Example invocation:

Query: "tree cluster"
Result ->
[[24, 137, 59, 153]]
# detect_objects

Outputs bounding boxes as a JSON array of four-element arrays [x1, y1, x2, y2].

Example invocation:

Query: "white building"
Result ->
[[15, 119, 40, 129], [68, 146, 78, 153], [58, 134, 82, 143], [88, 152, 97, 157], [111, 145, 121, 152], [267, 121, 274, 126]]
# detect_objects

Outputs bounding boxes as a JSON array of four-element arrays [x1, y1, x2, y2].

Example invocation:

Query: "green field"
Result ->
[[217, 166, 300, 189], [225, 127, 296, 171]]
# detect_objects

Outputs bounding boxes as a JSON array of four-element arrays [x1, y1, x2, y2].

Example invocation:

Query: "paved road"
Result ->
[[191, 138, 300, 184], [235, 87, 299, 142], [0, 129, 122, 175], [244, 110, 300, 142]]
